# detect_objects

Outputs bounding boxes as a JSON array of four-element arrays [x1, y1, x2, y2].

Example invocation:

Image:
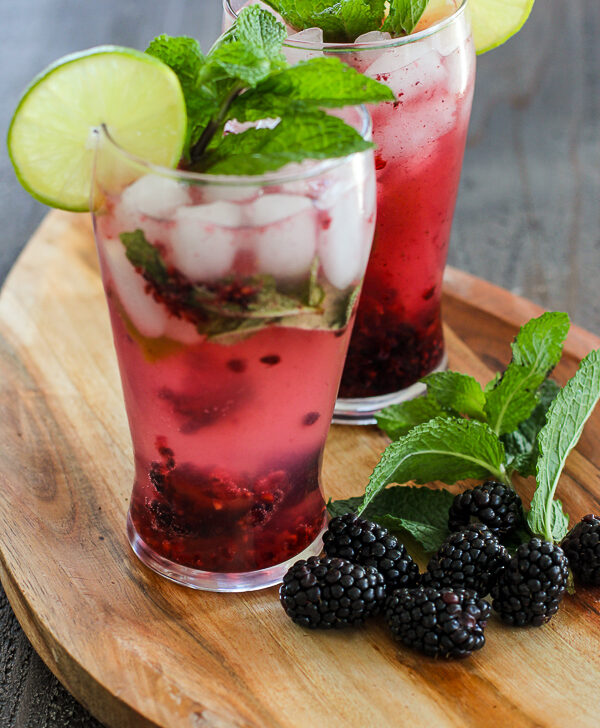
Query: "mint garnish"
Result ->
[[528, 349, 600, 542], [120, 229, 168, 286], [145, 6, 393, 171], [501, 379, 560, 477], [382, 0, 429, 35], [375, 395, 447, 439], [265, 0, 431, 41], [359, 418, 508, 515], [484, 311, 570, 435], [329, 485, 453, 552], [329, 312, 600, 554], [424, 371, 486, 420], [264, 0, 386, 42]]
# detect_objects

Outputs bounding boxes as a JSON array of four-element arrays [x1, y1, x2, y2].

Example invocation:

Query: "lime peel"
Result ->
[[470, 0, 536, 55], [7, 46, 187, 212]]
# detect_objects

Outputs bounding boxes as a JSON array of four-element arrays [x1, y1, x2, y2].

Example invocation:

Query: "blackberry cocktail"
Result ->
[[93, 122, 375, 589], [226, 0, 475, 422]]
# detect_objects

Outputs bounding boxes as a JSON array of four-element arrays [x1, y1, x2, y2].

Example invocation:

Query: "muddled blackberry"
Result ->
[[491, 538, 569, 627], [385, 586, 491, 659], [280, 556, 386, 629], [449, 481, 523, 536], [323, 513, 420, 591], [422, 523, 510, 597], [561, 514, 600, 585]]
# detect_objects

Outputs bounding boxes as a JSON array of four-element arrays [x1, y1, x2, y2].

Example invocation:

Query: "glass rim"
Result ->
[[94, 106, 372, 188], [223, 0, 468, 52]]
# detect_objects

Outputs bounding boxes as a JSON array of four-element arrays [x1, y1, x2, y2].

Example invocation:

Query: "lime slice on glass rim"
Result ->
[[469, 0, 535, 54], [7, 46, 187, 212]]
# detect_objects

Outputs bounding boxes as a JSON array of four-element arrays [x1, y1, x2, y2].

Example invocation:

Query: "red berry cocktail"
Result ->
[[225, 0, 476, 423], [92, 112, 375, 590]]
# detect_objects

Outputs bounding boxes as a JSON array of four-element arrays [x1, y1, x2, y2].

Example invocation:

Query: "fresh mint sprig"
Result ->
[[264, 0, 429, 41], [264, 0, 386, 42], [528, 349, 600, 542], [330, 313, 600, 554], [145, 6, 393, 172], [329, 485, 454, 553], [383, 0, 429, 35]]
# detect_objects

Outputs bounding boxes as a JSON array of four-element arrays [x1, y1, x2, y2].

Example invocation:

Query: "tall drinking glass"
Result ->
[[224, 0, 476, 424], [91, 109, 375, 592]]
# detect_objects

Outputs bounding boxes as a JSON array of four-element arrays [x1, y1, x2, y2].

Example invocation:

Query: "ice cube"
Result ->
[[318, 184, 368, 290], [354, 31, 392, 44], [102, 237, 168, 339], [249, 194, 317, 278], [171, 202, 242, 281], [285, 28, 324, 64], [120, 175, 189, 219]]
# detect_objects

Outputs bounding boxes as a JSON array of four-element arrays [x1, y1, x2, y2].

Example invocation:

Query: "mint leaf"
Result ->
[[234, 3, 288, 58], [198, 112, 373, 175], [329, 485, 453, 552], [484, 312, 570, 435], [375, 396, 448, 439], [359, 418, 508, 515], [424, 371, 487, 420], [191, 274, 317, 319], [120, 229, 168, 286], [146, 35, 204, 90], [264, 0, 386, 42], [383, 0, 429, 35], [145, 36, 217, 155], [230, 57, 394, 121], [502, 379, 560, 477], [528, 349, 600, 541]]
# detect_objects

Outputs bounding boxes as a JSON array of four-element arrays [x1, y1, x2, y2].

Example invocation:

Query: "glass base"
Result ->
[[127, 511, 327, 592], [332, 351, 448, 426]]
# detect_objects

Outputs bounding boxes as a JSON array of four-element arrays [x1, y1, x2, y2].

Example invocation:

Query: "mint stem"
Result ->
[[190, 83, 244, 164]]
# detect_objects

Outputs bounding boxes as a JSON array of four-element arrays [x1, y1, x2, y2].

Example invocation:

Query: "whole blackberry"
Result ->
[[491, 538, 569, 627], [449, 481, 523, 536], [385, 587, 491, 659], [323, 513, 420, 591], [561, 514, 600, 585], [279, 556, 386, 629], [422, 523, 510, 597]]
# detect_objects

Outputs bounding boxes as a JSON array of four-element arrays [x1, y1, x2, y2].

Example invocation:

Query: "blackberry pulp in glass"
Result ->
[[92, 112, 375, 591]]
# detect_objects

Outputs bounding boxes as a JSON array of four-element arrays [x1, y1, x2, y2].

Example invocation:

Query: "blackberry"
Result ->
[[279, 556, 386, 629], [323, 513, 420, 591], [449, 481, 523, 536], [422, 523, 510, 597], [491, 538, 569, 626], [385, 587, 491, 659], [561, 514, 600, 585]]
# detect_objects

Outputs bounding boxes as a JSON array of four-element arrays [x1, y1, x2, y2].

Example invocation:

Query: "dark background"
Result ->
[[1, 1, 598, 725]]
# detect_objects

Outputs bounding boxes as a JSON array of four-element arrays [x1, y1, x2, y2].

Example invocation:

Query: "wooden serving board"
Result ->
[[1, 210, 600, 728]]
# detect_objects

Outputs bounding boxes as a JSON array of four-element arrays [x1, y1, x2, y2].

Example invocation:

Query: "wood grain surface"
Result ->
[[1, 210, 600, 728]]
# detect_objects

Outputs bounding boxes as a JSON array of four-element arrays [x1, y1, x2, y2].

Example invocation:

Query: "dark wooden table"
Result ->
[[1, 1, 598, 725]]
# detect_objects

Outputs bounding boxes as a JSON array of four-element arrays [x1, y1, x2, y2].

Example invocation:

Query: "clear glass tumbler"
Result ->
[[91, 109, 375, 591], [224, 0, 476, 424]]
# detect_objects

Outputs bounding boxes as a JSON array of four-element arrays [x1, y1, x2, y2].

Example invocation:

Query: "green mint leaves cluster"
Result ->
[[264, 0, 430, 42], [330, 312, 600, 551], [145, 5, 393, 173]]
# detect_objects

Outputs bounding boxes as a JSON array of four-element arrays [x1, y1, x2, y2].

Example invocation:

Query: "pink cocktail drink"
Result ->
[[225, 0, 476, 422], [92, 117, 375, 591], [338, 4, 475, 409]]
